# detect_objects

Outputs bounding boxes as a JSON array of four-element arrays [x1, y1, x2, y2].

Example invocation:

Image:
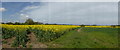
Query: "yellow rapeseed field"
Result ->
[[2, 24, 80, 32]]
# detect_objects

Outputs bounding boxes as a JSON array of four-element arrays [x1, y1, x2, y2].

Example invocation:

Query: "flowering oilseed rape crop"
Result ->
[[2, 24, 80, 47]]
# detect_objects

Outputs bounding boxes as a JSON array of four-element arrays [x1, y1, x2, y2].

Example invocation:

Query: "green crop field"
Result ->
[[46, 27, 119, 48]]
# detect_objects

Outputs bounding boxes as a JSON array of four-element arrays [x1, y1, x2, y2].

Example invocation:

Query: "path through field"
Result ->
[[26, 33, 47, 48], [77, 28, 82, 32]]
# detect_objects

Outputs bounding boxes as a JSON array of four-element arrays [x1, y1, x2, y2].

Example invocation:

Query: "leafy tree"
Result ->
[[80, 24, 85, 27], [2, 22, 5, 24], [25, 18, 34, 25], [111, 25, 116, 28], [14, 22, 21, 25], [34, 22, 43, 25], [6, 22, 13, 25], [93, 24, 97, 26]]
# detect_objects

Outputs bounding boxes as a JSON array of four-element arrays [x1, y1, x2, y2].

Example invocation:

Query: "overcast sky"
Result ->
[[1, 2, 118, 25], [1, 0, 119, 2]]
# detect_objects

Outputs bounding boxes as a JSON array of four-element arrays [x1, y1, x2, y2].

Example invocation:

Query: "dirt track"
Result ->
[[26, 33, 47, 48]]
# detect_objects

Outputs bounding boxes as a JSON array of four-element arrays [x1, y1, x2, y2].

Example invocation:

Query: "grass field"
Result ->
[[1, 24, 119, 48], [46, 27, 118, 48]]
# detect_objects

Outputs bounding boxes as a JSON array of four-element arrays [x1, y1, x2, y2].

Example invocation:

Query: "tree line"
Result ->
[[2, 18, 43, 25], [1, 18, 119, 27]]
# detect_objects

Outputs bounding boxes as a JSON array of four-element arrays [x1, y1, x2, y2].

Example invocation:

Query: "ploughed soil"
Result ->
[[2, 37, 16, 48], [2, 33, 48, 48], [26, 33, 48, 48]]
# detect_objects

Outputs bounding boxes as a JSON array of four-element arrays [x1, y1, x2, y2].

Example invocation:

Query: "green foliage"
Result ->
[[14, 22, 21, 25], [12, 29, 28, 47], [80, 24, 85, 27], [2, 41, 7, 44], [27, 27, 78, 42], [25, 18, 34, 25], [3, 18, 43, 25], [48, 28, 118, 48], [2, 28, 16, 39], [111, 25, 116, 28], [6, 22, 13, 25]]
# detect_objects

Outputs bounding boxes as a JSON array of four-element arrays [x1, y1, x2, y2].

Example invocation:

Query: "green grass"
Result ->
[[2, 41, 7, 44], [0, 35, 1, 39], [46, 27, 118, 48]]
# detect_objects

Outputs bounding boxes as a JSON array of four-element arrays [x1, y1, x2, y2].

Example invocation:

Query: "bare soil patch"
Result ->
[[2, 37, 16, 48], [77, 28, 82, 32], [26, 33, 47, 48]]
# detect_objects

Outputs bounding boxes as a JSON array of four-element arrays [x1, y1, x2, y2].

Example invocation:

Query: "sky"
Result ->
[[1, 2, 118, 25], [1, 0, 119, 2]]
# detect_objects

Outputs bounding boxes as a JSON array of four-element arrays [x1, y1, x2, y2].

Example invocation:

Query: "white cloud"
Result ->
[[20, 14, 24, 16], [26, 15, 29, 17], [20, 5, 40, 12], [0, 8, 6, 12], [21, 2, 118, 25], [20, 13, 29, 18], [24, 6, 39, 10]]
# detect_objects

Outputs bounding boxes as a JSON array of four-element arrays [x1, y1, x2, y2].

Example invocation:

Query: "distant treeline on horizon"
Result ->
[[1, 18, 119, 26], [1, 22, 119, 26]]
